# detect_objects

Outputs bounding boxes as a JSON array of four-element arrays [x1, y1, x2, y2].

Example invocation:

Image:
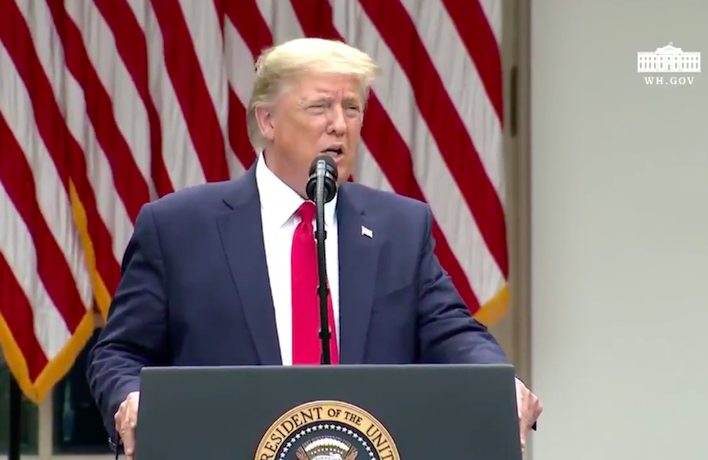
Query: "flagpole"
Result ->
[[9, 374, 21, 460]]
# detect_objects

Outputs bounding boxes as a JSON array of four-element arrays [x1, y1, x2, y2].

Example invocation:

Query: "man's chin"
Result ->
[[335, 165, 353, 184]]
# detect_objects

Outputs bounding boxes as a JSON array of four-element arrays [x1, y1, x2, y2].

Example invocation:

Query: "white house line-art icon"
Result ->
[[637, 43, 701, 73]]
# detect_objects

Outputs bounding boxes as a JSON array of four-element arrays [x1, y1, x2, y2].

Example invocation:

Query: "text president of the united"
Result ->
[[86, 37, 542, 460]]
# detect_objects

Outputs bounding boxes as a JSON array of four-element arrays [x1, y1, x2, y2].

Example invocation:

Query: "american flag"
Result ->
[[0, 0, 507, 404]]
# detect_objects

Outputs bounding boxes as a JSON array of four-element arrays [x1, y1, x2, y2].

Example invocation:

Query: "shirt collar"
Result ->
[[255, 152, 337, 229]]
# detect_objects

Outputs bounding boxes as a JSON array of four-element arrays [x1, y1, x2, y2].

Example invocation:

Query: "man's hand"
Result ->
[[114, 391, 140, 460], [515, 378, 542, 454]]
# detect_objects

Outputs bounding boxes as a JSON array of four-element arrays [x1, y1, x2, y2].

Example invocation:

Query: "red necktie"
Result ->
[[291, 201, 339, 365]]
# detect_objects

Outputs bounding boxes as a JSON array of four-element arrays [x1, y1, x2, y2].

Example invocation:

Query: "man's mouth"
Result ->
[[321, 146, 344, 158]]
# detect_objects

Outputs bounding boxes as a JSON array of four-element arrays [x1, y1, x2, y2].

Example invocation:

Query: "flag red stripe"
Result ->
[[0, 0, 121, 299], [227, 89, 257, 169], [288, 0, 332, 37], [212, 0, 225, 38], [441, 0, 503, 122], [222, 0, 272, 170], [0, 252, 48, 381], [223, 0, 273, 58], [361, 97, 482, 313], [288, 0, 481, 313], [46, 0, 150, 223], [93, 0, 174, 197], [360, 0, 509, 277], [0, 115, 85, 332], [150, 0, 230, 183]]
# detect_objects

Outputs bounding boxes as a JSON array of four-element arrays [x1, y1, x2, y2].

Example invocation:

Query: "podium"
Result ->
[[134, 363, 522, 460]]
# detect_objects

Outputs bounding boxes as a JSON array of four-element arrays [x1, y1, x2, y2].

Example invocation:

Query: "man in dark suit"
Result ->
[[87, 37, 542, 460]]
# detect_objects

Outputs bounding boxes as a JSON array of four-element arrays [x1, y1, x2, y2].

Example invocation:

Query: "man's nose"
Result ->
[[327, 107, 347, 136]]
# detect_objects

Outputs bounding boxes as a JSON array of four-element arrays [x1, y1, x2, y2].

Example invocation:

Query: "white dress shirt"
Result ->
[[255, 153, 340, 366]]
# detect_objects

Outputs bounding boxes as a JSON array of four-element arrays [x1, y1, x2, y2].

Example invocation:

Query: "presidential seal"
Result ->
[[255, 400, 400, 460]]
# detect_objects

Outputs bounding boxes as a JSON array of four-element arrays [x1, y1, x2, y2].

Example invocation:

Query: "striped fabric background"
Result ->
[[0, 0, 508, 404]]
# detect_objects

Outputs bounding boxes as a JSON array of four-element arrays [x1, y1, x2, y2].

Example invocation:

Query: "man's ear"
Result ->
[[255, 106, 275, 142]]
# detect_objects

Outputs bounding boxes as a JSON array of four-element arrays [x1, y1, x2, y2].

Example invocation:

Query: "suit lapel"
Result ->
[[216, 168, 282, 365], [337, 185, 380, 364]]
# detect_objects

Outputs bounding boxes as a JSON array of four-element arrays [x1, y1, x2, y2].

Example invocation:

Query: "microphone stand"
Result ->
[[314, 173, 332, 365]]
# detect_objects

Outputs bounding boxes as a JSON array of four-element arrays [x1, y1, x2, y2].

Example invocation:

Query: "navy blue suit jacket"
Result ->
[[86, 165, 509, 439]]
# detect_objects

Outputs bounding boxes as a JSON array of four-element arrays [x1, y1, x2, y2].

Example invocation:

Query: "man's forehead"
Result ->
[[303, 88, 360, 99], [294, 75, 360, 94]]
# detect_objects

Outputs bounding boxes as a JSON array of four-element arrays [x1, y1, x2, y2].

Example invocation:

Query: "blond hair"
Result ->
[[246, 38, 380, 151]]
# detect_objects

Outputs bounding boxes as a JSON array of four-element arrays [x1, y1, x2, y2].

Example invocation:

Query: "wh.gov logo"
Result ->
[[637, 42, 700, 86]]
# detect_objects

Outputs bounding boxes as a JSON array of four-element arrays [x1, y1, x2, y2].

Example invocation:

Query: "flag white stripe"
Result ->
[[0, 180, 73, 359], [177, 0, 229, 134], [222, 18, 254, 180], [125, 0, 146, 30], [399, 0, 504, 201], [144, 1, 207, 189], [66, 0, 155, 196], [255, 0, 306, 44], [218, 20, 246, 179], [63, 72, 134, 262], [223, 20, 255, 106], [477, 0, 502, 45], [13, 0, 64, 110]]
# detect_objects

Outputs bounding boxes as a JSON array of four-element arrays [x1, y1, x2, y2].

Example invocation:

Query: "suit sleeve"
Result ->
[[415, 206, 538, 430], [86, 203, 170, 444], [415, 205, 509, 364]]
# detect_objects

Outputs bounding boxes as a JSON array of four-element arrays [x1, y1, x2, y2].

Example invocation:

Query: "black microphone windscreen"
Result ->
[[309, 154, 338, 181], [306, 155, 339, 203]]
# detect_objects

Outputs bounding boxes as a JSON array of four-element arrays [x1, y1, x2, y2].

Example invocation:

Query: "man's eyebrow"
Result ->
[[299, 95, 333, 104], [342, 96, 361, 106], [298, 94, 361, 107]]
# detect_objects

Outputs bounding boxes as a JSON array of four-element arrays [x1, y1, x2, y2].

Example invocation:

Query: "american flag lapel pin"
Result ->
[[361, 226, 373, 238]]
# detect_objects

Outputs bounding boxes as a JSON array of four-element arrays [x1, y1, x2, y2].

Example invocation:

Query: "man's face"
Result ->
[[256, 72, 363, 197]]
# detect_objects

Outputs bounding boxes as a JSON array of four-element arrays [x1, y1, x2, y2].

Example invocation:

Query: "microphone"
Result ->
[[305, 155, 338, 365], [306, 155, 338, 204]]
